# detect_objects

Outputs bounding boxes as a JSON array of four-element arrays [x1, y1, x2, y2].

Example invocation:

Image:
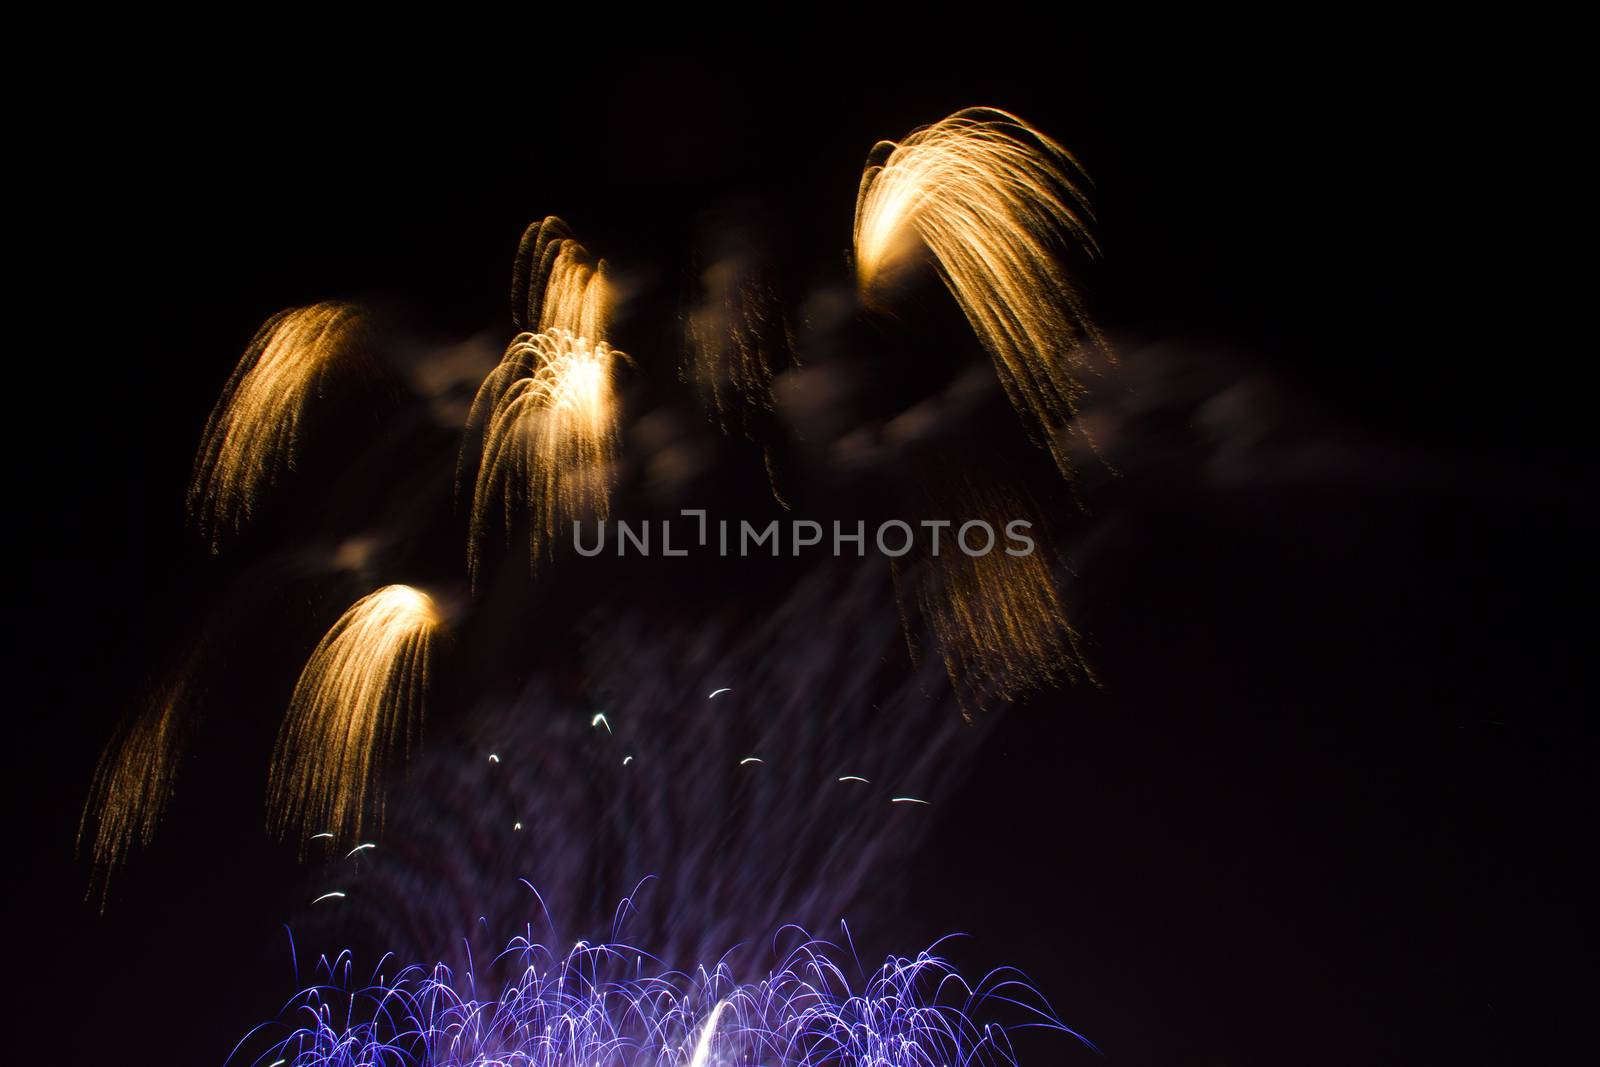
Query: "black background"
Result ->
[[8, 41, 1589, 1065]]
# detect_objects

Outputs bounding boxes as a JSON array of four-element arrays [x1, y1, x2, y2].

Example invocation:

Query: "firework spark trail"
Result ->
[[684, 250, 794, 435], [511, 216, 613, 341], [189, 302, 370, 551], [268, 585, 442, 846], [685, 248, 797, 508], [321, 558, 980, 972], [894, 477, 1095, 717], [230, 923, 1089, 1067], [854, 108, 1111, 482], [76, 682, 185, 905], [461, 329, 625, 580], [78, 553, 378, 902]]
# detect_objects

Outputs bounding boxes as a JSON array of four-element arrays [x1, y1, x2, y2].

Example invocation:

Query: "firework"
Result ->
[[894, 480, 1095, 716], [462, 328, 625, 580], [684, 256, 794, 440], [268, 585, 442, 845], [685, 251, 796, 507], [76, 683, 185, 904], [854, 108, 1110, 481], [511, 216, 613, 341], [189, 302, 369, 551], [230, 923, 1091, 1067]]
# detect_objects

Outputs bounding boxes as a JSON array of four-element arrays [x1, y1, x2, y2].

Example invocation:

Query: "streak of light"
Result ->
[[739, 757, 763, 765], [345, 843, 375, 859], [312, 891, 346, 904], [708, 687, 731, 699], [890, 797, 930, 805], [592, 713, 612, 733], [687, 999, 730, 1067]]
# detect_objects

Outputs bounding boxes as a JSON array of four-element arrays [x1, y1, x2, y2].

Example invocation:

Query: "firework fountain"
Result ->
[[81, 106, 1113, 1066]]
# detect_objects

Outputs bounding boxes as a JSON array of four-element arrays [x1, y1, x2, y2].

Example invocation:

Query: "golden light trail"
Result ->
[[188, 301, 369, 551], [462, 328, 626, 581], [77, 686, 185, 904], [511, 216, 613, 341], [267, 585, 442, 847], [895, 480, 1096, 717], [685, 262, 793, 431], [854, 108, 1111, 481]]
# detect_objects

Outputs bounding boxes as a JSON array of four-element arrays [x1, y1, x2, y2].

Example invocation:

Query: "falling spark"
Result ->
[[708, 687, 731, 699], [739, 757, 763, 765], [310, 832, 335, 841], [622, 755, 633, 765], [684, 246, 796, 508], [462, 329, 626, 580], [591, 713, 612, 733], [188, 301, 370, 550], [511, 216, 612, 340], [487, 754, 500, 763], [345, 843, 375, 859], [312, 891, 346, 904], [890, 797, 929, 805], [839, 775, 870, 783], [77, 687, 185, 903], [855, 108, 1111, 480], [513, 822, 523, 831], [268, 585, 442, 847], [894, 478, 1095, 717]]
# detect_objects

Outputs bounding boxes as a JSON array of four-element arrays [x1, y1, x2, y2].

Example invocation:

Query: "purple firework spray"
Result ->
[[229, 892, 1095, 1067]]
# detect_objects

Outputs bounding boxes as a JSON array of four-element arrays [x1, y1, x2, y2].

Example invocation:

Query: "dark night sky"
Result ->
[[7, 41, 1590, 1066]]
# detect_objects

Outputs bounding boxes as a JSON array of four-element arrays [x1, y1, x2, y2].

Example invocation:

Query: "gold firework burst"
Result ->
[[77, 684, 185, 905], [188, 301, 369, 551], [462, 329, 625, 581], [511, 216, 613, 341], [267, 584, 441, 844], [895, 480, 1095, 716], [855, 108, 1111, 481]]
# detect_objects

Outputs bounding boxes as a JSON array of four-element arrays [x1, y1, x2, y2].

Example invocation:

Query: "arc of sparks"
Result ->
[[267, 585, 442, 847], [461, 328, 626, 582], [511, 216, 613, 340], [854, 107, 1111, 481], [188, 301, 369, 551]]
